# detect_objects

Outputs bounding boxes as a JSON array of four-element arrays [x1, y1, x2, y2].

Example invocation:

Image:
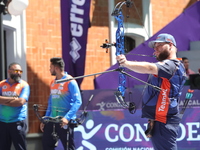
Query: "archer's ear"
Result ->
[[55, 66, 61, 72], [169, 43, 173, 48], [8, 69, 11, 74]]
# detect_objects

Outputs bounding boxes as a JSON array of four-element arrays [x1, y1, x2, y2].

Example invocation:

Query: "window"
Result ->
[[124, 36, 135, 53]]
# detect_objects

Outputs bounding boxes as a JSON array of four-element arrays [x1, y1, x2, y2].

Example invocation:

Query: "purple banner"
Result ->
[[74, 108, 200, 150], [61, 0, 91, 86]]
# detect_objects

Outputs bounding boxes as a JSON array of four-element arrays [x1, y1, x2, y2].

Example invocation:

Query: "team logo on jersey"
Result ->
[[58, 86, 63, 90], [58, 83, 64, 90], [2, 85, 7, 89]]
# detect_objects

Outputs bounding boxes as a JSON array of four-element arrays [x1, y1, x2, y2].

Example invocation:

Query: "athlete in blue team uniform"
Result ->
[[0, 62, 30, 150], [40, 57, 82, 150], [116, 33, 186, 150]]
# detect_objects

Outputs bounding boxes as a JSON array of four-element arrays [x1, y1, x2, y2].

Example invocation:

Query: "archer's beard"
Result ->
[[51, 70, 56, 76], [156, 50, 170, 61], [10, 74, 21, 82]]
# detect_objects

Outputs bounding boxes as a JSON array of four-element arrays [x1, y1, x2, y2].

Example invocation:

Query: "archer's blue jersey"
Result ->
[[0, 79, 30, 123], [142, 59, 186, 123], [45, 72, 82, 121]]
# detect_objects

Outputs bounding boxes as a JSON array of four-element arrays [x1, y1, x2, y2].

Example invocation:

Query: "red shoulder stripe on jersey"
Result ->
[[155, 78, 170, 124]]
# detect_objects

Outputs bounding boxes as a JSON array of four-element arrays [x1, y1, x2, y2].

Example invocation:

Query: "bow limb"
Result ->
[[33, 104, 45, 123], [112, 0, 136, 114]]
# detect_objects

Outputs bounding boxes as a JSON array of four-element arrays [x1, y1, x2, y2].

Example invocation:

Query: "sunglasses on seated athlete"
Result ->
[[10, 69, 23, 74]]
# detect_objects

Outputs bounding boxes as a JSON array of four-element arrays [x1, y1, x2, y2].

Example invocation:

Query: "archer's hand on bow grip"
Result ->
[[116, 54, 127, 66]]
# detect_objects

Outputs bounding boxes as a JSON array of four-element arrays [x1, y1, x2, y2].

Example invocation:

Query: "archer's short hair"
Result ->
[[50, 57, 65, 71], [182, 57, 188, 61], [8, 62, 21, 69]]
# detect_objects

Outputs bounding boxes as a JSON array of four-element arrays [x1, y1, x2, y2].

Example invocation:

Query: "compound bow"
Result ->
[[56, 0, 162, 114], [33, 95, 93, 126], [114, 0, 135, 113], [33, 104, 63, 124]]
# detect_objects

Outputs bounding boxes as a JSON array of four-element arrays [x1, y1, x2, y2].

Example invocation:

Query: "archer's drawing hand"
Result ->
[[116, 54, 127, 66], [40, 123, 45, 132], [61, 117, 69, 128]]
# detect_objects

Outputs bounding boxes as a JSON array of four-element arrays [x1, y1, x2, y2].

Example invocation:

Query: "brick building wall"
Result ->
[[151, 0, 194, 34], [81, 0, 110, 90], [26, 0, 62, 133], [25, 0, 197, 133]]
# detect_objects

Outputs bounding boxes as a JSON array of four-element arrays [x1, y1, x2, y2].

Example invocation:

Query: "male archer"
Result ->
[[0, 62, 30, 150], [116, 33, 186, 150], [40, 57, 82, 150]]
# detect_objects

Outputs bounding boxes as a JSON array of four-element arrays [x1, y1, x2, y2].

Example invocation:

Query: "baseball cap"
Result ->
[[148, 33, 176, 48]]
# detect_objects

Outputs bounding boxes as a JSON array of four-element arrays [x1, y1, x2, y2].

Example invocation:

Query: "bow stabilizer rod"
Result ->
[[55, 68, 119, 83]]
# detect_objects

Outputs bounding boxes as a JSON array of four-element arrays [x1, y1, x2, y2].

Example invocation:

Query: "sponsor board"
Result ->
[[74, 108, 200, 150]]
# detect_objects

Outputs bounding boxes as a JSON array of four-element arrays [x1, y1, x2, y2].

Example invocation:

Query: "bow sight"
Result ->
[[100, 39, 116, 53]]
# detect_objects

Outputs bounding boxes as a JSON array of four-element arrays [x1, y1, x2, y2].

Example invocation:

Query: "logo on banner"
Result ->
[[179, 99, 200, 107], [96, 101, 123, 111], [96, 102, 106, 111], [75, 120, 102, 150], [70, 37, 81, 63], [75, 113, 200, 150]]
